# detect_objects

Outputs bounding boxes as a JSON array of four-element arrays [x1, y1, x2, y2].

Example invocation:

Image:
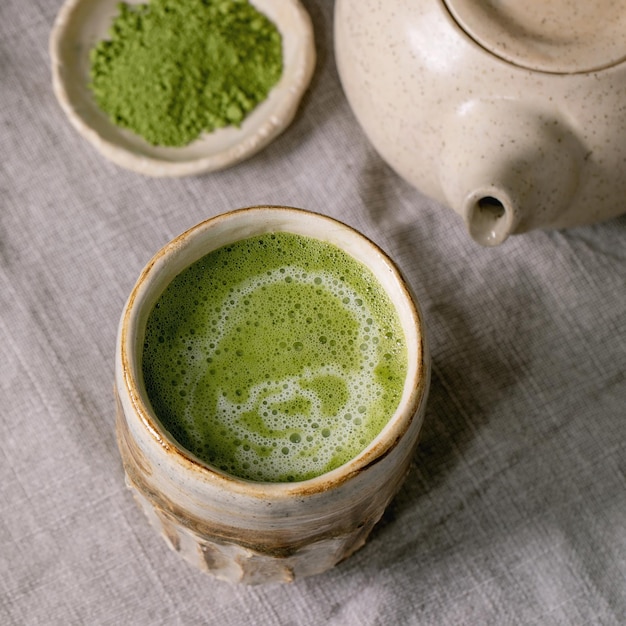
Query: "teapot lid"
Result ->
[[444, 0, 626, 73]]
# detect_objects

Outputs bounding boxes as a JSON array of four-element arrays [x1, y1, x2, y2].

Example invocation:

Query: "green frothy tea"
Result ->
[[142, 233, 407, 482]]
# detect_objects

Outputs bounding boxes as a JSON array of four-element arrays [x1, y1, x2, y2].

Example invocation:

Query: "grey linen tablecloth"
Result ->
[[2, 1, 625, 624]]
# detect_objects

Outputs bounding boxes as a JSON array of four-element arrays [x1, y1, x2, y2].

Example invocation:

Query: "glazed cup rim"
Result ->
[[117, 205, 429, 497]]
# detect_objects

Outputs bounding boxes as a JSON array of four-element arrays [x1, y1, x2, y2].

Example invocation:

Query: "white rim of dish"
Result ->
[[49, 0, 316, 177]]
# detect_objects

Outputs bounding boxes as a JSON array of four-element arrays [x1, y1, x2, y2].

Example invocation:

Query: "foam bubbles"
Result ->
[[142, 233, 407, 482]]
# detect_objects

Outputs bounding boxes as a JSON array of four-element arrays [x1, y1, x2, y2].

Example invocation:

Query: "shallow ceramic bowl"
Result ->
[[49, 0, 315, 176]]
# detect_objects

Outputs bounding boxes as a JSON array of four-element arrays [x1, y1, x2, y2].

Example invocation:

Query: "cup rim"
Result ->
[[118, 205, 429, 497]]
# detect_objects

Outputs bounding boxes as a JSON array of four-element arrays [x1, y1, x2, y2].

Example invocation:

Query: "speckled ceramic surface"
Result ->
[[335, 0, 626, 245], [115, 207, 430, 584], [446, 0, 626, 73], [49, 0, 315, 177]]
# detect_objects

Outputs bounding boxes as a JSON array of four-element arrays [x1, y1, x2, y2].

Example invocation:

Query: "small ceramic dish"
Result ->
[[49, 0, 315, 177]]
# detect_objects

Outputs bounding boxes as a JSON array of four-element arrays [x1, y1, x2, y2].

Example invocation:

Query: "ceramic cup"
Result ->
[[115, 206, 430, 584]]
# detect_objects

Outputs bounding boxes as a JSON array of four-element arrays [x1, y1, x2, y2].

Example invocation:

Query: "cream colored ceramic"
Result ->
[[335, 0, 626, 245], [115, 206, 430, 584], [50, 0, 315, 177]]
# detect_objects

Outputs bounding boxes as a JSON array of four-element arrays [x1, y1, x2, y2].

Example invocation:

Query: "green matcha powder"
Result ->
[[89, 0, 283, 146]]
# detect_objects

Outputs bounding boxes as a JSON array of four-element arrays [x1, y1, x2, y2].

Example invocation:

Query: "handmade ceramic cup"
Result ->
[[114, 206, 430, 584]]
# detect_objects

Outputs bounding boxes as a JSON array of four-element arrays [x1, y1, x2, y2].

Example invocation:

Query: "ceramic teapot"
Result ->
[[334, 0, 626, 245]]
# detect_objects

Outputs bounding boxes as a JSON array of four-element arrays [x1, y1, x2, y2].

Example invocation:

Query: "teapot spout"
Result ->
[[439, 99, 586, 246], [463, 190, 519, 247]]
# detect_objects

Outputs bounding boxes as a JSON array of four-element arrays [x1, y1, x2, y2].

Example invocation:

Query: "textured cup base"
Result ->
[[125, 473, 377, 584]]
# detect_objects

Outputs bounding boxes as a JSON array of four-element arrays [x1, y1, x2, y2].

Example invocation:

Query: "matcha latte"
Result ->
[[142, 232, 408, 482]]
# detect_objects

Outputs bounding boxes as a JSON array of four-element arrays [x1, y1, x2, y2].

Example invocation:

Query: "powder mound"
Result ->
[[89, 0, 283, 147]]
